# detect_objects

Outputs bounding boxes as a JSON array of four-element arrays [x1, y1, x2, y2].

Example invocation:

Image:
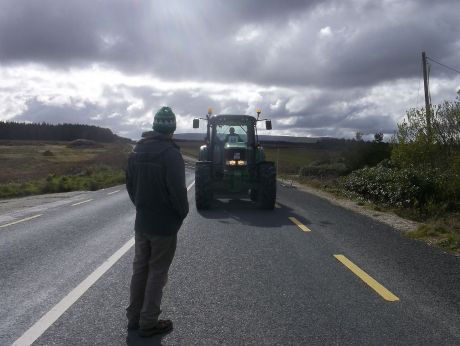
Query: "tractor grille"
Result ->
[[225, 149, 246, 161]]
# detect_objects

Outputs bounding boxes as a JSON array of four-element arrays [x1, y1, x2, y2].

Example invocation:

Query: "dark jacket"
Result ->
[[126, 132, 189, 236]]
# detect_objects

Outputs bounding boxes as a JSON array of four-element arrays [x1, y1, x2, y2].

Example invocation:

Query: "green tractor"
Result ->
[[193, 108, 276, 210]]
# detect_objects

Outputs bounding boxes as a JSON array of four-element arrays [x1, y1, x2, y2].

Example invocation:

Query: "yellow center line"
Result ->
[[288, 216, 311, 232], [334, 254, 399, 302], [0, 214, 42, 229], [71, 199, 93, 207], [107, 190, 120, 195]]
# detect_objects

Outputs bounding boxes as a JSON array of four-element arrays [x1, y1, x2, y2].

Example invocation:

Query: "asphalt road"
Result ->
[[0, 168, 459, 345]]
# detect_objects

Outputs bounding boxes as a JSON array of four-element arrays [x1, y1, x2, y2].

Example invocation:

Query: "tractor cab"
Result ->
[[209, 114, 255, 167]]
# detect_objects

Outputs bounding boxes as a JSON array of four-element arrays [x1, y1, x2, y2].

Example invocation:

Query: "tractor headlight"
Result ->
[[226, 160, 246, 166]]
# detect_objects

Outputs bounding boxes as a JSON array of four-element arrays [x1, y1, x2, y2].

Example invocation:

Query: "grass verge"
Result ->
[[406, 216, 460, 253], [293, 175, 460, 255], [0, 140, 131, 199], [0, 165, 125, 199]]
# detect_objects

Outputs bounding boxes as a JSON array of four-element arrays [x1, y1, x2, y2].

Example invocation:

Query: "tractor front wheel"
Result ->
[[195, 162, 213, 210], [257, 163, 276, 209]]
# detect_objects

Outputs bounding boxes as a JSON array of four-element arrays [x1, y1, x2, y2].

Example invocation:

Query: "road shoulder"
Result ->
[[279, 178, 420, 233]]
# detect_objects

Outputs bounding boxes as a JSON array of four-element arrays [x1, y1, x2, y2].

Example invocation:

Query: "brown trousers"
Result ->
[[126, 231, 177, 328]]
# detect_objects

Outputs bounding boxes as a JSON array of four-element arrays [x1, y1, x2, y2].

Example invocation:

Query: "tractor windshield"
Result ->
[[216, 124, 248, 143]]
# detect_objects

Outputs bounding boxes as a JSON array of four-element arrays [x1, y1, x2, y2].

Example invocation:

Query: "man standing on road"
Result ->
[[126, 106, 189, 337]]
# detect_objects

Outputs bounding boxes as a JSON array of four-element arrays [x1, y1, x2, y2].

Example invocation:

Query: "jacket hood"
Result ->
[[133, 131, 179, 157]]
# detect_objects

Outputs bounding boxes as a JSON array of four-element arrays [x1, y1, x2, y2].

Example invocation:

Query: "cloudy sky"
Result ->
[[0, 0, 459, 139]]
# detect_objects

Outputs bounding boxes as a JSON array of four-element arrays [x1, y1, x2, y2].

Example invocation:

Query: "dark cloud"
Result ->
[[220, 0, 319, 21], [13, 97, 142, 139], [272, 95, 396, 135], [15, 98, 100, 124], [1, 0, 458, 87], [0, 1, 102, 64]]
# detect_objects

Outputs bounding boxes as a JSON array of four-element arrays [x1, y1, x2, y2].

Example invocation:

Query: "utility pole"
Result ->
[[422, 51, 431, 139]]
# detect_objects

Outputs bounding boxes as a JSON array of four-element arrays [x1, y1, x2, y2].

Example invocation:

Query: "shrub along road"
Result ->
[[0, 170, 459, 345]]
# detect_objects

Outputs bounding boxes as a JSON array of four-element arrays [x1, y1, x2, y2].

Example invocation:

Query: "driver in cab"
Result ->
[[225, 127, 242, 144]]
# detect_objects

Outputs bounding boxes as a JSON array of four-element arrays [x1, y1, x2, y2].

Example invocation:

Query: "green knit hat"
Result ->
[[153, 106, 176, 134]]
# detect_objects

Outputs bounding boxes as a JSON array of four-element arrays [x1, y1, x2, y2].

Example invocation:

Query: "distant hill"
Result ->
[[0, 121, 131, 143], [173, 132, 321, 144]]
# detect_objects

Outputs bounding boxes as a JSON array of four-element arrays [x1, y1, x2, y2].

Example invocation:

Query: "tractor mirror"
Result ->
[[193, 119, 199, 128], [265, 120, 272, 130]]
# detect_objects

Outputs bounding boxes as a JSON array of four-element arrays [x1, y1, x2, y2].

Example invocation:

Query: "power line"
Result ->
[[426, 56, 460, 75]]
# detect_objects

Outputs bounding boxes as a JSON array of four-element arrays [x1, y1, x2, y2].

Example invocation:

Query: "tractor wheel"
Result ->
[[257, 163, 276, 209], [195, 162, 213, 210]]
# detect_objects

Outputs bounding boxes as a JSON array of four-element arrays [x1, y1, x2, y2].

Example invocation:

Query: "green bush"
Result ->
[[0, 184, 20, 198], [42, 177, 59, 194], [342, 163, 459, 214]]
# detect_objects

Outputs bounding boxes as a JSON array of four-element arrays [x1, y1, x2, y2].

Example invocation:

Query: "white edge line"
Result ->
[[71, 199, 93, 207], [12, 237, 135, 346], [0, 214, 42, 229], [13, 181, 195, 345], [107, 190, 120, 195]]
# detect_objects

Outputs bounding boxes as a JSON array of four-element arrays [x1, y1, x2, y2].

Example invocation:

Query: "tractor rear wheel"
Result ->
[[257, 163, 276, 209], [195, 162, 213, 210]]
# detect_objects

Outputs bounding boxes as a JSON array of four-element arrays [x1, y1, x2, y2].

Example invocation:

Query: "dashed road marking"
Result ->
[[289, 216, 311, 232], [0, 214, 42, 229], [107, 190, 120, 195], [334, 254, 399, 302], [71, 199, 93, 207], [12, 179, 196, 345]]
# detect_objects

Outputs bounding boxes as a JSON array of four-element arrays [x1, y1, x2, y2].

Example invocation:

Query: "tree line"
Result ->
[[0, 121, 126, 143]]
